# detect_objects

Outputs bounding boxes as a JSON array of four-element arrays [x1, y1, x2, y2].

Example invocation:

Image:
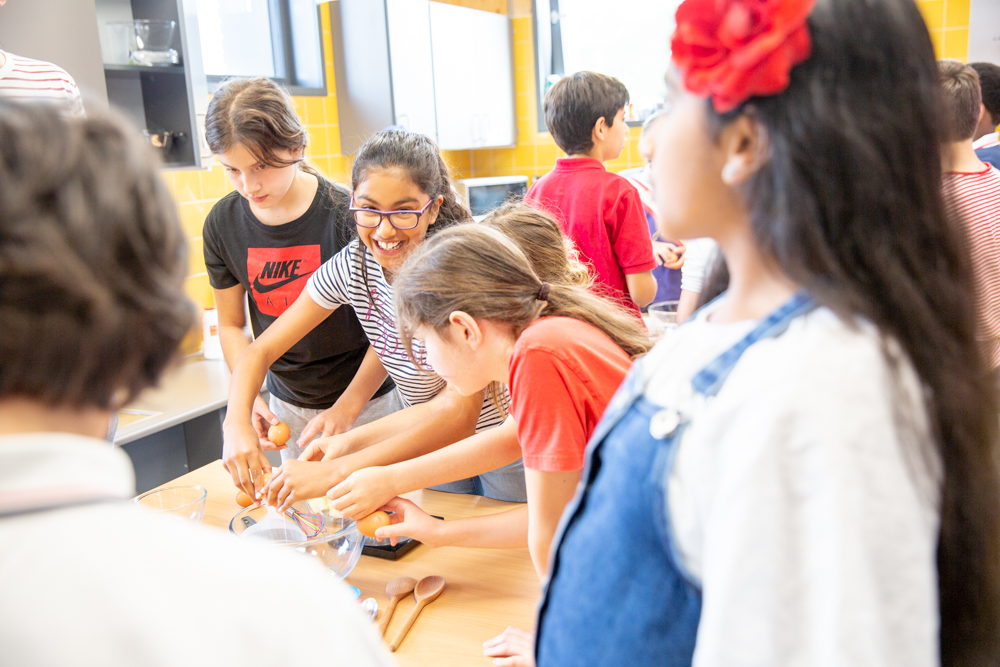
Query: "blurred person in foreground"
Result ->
[[0, 102, 394, 667]]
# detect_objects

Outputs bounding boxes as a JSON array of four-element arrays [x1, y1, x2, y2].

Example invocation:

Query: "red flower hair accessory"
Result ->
[[671, 0, 816, 113]]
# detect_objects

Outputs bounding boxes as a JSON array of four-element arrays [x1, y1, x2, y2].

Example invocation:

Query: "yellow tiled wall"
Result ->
[[917, 0, 971, 60]]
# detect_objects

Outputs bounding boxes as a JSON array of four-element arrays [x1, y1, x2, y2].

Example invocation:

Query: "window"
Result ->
[[196, 0, 325, 95], [533, 0, 680, 129]]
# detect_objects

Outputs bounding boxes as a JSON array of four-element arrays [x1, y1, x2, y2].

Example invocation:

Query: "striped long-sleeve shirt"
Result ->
[[0, 50, 85, 117], [307, 239, 507, 432], [943, 164, 1000, 369]]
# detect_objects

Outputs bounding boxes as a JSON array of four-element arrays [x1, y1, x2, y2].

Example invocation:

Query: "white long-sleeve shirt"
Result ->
[[644, 301, 941, 667], [0, 433, 395, 667]]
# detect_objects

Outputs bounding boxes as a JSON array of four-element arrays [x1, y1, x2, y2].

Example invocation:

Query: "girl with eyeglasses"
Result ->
[[203, 78, 397, 488], [224, 127, 527, 509]]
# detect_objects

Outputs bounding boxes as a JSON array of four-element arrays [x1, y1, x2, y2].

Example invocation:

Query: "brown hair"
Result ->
[[206, 77, 309, 169], [481, 201, 591, 287], [393, 225, 651, 371], [938, 60, 982, 141], [205, 77, 353, 244], [0, 102, 195, 410], [544, 71, 629, 155]]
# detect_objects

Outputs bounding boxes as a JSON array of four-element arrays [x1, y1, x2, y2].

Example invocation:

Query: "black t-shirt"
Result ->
[[203, 179, 392, 409]]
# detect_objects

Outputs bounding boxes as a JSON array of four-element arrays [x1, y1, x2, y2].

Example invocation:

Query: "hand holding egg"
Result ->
[[234, 470, 271, 507], [356, 511, 391, 538], [266, 421, 290, 449]]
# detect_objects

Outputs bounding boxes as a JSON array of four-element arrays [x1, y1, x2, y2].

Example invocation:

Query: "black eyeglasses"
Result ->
[[348, 196, 435, 230]]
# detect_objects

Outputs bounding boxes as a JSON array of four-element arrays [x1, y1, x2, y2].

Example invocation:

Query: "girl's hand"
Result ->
[[251, 395, 281, 447], [371, 497, 442, 547], [265, 459, 343, 512], [483, 627, 536, 667], [652, 241, 686, 271], [296, 403, 358, 448], [298, 433, 355, 462], [665, 242, 686, 270], [222, 421, 272, 500], [327, 466, 399, 520]]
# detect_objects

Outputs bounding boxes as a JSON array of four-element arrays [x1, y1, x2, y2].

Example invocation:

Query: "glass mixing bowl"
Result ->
[[130, 20, 179, 66], [229, 503, 364, 579], [134, 485, 207, 523]]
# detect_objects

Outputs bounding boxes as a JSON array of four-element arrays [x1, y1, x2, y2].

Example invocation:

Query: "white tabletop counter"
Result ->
[[114, 354, 231, 446]]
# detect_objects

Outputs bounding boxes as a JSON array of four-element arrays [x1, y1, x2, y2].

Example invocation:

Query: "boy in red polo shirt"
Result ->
[[525, 71, 656, 316], [939, 60, 1000, 371]]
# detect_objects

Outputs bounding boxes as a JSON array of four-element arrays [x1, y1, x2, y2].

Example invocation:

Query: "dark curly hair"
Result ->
[[970, 62, 1000, 127], [0, 102, 195, 410], [350, 128, 471, 314]]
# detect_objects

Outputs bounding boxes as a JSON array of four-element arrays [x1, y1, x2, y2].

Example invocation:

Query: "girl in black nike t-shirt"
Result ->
[[202, 77, 398, 466]]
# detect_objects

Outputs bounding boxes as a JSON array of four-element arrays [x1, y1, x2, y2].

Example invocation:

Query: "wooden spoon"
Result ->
[[378, 576, 417, 636], [389, 575, 446, 652]]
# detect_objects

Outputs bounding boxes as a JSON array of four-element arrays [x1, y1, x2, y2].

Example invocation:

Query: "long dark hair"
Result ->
[[350, 128, 472, 311], [710, 0, 1000, 661]]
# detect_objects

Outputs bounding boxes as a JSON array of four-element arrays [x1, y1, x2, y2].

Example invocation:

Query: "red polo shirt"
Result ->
[[526, 157, 656, 316]]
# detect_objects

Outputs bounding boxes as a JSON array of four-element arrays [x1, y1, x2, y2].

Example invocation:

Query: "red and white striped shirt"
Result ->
[[943, 164, 1000, 369], [0, 50, 85, 117]]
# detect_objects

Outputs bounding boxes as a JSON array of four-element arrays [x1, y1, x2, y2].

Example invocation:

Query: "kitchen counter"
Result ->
[[114, 354, 231, 446], [158, 461, 540, 666], [115, 354, 234, 493]]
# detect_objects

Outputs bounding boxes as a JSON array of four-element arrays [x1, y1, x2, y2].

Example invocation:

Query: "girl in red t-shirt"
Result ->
[[354, 206, 650, 579]]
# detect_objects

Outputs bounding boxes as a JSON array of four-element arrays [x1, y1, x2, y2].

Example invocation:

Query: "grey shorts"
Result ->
[[269, 389, 406, 461]]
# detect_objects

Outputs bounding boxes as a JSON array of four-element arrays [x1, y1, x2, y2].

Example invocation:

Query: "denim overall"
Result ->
[[535, 293, 815, 666]]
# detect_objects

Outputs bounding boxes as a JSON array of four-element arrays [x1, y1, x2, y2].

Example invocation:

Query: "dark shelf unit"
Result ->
[[95, 0, 207, 169], [104, 64, 185, 73]]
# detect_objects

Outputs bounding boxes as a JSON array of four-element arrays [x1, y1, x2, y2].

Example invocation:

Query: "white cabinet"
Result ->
[[429, 2, 515, 150], [969, 0, 1000, 64], [386, 0, 438, 138], [331, 0, 515, 153]]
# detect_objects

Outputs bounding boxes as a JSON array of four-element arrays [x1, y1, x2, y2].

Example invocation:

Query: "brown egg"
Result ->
[[268, 422, 291, 447], [235, 490, 253, 508], [356, 511, 391, 538]]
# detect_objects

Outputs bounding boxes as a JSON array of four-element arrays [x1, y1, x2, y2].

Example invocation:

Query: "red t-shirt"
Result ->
[[525, 157, 656, 316], [508, 317, 632, 472]]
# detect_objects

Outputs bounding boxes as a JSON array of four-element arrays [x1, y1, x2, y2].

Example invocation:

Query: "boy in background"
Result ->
[[525, 71, 656, 316], [939, 60, 1000, 372], [0, 103, 393, 667], [0, 0, 85, 117], [970, 62, 1000, 171]]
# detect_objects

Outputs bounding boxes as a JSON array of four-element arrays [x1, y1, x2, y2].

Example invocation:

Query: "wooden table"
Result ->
[[161, 461, 540, 666]]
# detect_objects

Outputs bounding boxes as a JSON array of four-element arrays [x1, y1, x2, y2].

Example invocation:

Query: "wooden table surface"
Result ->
[[161, 460, 540, 666]]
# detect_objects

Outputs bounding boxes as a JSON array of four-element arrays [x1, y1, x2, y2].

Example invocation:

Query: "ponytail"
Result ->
[[394, 225, 651, 366], [482, 201, 593, 288]]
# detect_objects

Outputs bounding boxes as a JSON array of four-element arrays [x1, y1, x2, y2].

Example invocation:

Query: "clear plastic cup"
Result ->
[[647, 300, 680, 338]]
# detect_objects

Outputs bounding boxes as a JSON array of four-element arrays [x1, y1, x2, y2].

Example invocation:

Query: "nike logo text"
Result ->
[[253, 259, 314, 293]]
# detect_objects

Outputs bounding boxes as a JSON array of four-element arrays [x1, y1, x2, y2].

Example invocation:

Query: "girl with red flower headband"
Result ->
[[522, 0, 1000, 666]]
